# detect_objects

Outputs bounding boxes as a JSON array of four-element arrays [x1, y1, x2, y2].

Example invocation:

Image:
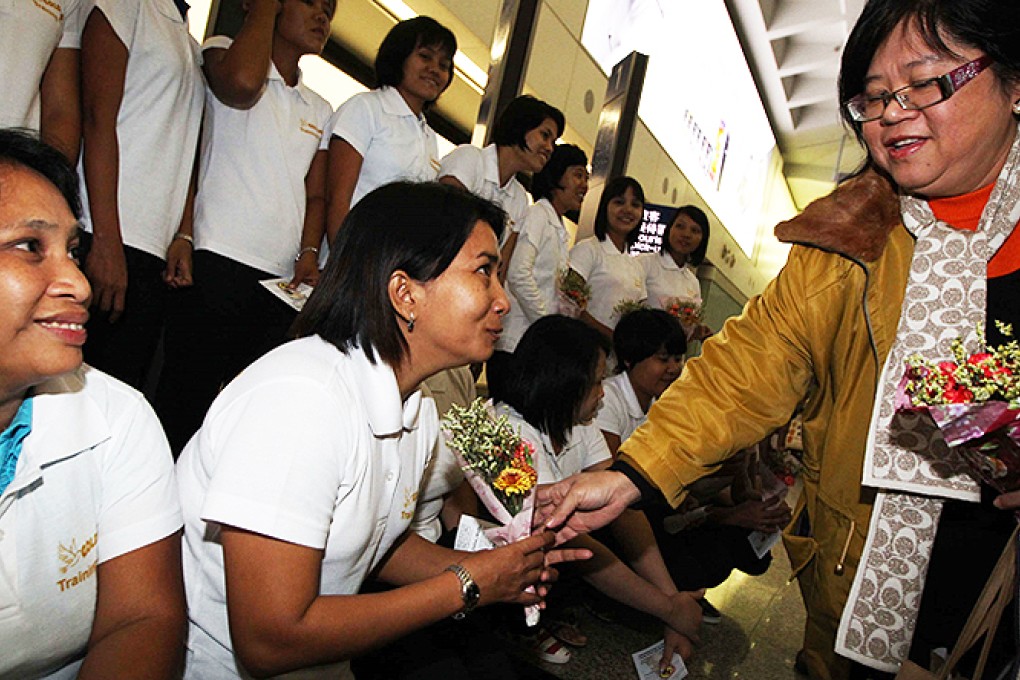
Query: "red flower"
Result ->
[[943, 386, 974, 404]]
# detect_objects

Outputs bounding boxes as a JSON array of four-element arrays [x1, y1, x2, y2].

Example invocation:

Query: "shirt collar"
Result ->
[[599, 236, 628, 256], [615, 373, 648, 421], [349, 346, 424, 436], [658, 252, 682, 271], [21, 369, 111, 470], [378, 85, 427, 125], [482, 144, 514, 192], [267, 60, 312, 105]]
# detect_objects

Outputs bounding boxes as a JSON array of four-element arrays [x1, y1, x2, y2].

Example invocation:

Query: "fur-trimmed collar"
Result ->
[[775, 168, 902, 263]]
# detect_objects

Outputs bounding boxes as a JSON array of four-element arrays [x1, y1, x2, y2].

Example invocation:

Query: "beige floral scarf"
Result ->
[[836, 124, 1020, 672]]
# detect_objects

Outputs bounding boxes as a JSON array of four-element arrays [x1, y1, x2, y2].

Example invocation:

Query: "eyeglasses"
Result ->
[[844, 55, 993, 123]]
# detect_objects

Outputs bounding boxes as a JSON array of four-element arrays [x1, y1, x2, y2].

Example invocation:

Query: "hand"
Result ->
[[85, 238, 128, 322], [163, 239, 194, 288], [458, 532, 560, 607], [664, 590, 703, 644], [288, 252, 319, 289], [994, 489, 1020, 510], [718, 496, 791, 533], [534, 471, 642, 544], [662, 625, 694, 674], [692, 324, 713, 342]]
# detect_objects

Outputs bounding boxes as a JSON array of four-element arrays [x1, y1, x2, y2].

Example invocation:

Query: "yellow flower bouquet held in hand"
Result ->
[[896, 322, 1020, 493], [556, 267, 592, 318], [660, 296, 704, 333], [442, 398, 541, 623]]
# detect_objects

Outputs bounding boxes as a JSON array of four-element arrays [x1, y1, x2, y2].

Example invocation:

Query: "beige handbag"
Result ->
[[895, 525, 1019, 680]]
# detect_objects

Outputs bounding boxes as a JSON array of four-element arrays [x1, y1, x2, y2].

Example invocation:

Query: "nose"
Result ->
[[52, 254, 91, 305], [493, 275, 510, 316], [879, 95, 919, 125]]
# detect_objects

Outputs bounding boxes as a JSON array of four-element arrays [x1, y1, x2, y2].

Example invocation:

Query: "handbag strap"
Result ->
[[936, 524, 1019, 680]]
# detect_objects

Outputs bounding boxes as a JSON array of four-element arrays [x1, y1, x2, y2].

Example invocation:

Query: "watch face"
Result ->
[[465, 581, 481, 608]]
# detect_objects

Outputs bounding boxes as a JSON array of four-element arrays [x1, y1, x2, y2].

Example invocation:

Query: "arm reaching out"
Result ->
[[535, 470, 641, 543]]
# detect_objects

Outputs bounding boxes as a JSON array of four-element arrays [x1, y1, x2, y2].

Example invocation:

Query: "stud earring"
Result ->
[[1013, 100, 1020, 116], [407, 312, 415, 332]]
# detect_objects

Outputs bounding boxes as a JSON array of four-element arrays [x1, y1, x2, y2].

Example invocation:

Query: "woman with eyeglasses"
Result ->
[[534, 1, 1020, 678]]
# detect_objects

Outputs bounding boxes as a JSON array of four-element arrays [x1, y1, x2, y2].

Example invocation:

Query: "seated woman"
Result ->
[[177, 182, 581, 679], [0, 129, 184, 677], [497, 314, 702, 674], [597, 309, 788, 622]]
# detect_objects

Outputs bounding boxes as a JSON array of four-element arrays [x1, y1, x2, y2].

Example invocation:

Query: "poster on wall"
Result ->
[[631, 203, 677, 255], [582, 0, 776, 257]]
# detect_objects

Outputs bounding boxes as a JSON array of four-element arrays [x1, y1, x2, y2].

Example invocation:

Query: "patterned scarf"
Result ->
[[836, 125, 1020, 671]]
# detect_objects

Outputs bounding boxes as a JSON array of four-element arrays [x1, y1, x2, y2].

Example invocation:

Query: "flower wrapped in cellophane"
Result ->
[[442, 398, 541, 624], [896, 322, 1020, 493], [556, 267, 591, 318], [661, 296, 704, 333]]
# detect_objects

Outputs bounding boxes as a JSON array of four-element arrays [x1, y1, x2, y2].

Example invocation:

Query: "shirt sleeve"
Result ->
[[200, 378, 354, 550], [59, 0, 84, 49], [92, 0, 142, 48], [507, 208, 549, 322], [328, 92, 378, 158], [437, 145, 483, 192], [97, 392, 182, 564], [578, 423, 612, 470], [568, 238, 598, 281], [594, 382, 628, 437]]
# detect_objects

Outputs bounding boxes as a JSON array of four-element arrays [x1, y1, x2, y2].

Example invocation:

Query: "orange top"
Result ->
[[929, 182, 1020, 277]]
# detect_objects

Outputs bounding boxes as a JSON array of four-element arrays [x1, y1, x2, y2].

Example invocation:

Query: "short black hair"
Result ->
[[502, 315, 609, 451], [375, 16, 457, 103], [839, 0, 1020, 143], [292, 181, 506, 367], [531, 143, 588, 202], [593, 176, 645, 247], [614, 308, 686, 372], [661, 205, 710, 266], [0, 128, 81, 219], [491, 95, 565, 151]]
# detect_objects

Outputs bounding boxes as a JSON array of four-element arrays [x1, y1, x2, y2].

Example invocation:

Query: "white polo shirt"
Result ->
[[0, 367, 181, 679], [178, 336, 438, 679], [595, 372, 649, 444], [78, 0, 204, 260], [568, 236, 647, 329], [0, 0, 82, 131], [639, 252, 702, 310], [322, 85, 440, 208], [438, 143, 530, 237], [494, 405, 610, 485], [193, 36, 333, 278], [499, 198, 570, 352]]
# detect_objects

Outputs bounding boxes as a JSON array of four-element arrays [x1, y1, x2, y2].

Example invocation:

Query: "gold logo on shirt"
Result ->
[[33, 0, 64, 21], [56, 532, 98, 592], [401, 487, 418, 520], [300, 119, 323, 139]]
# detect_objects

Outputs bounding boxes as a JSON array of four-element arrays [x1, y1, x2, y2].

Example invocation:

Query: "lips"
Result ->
[[884, 135, 927, 159], [37, 313, 88, 346]]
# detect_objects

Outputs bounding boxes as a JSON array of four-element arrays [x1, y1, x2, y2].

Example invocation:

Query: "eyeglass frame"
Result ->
[[844, 55, 994, 123]]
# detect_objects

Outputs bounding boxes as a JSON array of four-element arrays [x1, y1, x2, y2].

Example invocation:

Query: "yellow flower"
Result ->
[[493, 467, 534, 495]]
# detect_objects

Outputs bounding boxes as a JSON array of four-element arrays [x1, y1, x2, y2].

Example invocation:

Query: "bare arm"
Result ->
[[164, 135, 201, 288], [81, 8, 128, 322], [202, 0, 279, 109], [437, 175, 467, 191], [601, 430, 623, 459], [39, 47, 81, 163], [79, 533, 187, 679], [289, 149, 327, 288], [324, 138, 363, 243]]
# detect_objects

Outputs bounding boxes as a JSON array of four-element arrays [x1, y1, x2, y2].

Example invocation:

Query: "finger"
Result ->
[[109, 288, 126, 323], [543, 490, 580, 531], [544, 547, 592, 566], [286, 273, 302, 290], [517, 531, 555, 554], [538, 567, 558, 584]]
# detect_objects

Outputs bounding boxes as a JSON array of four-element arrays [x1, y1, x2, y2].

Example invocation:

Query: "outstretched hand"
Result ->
[[534, 471, 642, 544]]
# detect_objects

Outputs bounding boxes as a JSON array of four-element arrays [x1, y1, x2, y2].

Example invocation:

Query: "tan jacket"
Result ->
[[619, 170, 907, 680]]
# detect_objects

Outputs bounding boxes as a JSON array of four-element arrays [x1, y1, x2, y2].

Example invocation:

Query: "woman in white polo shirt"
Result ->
[[324, 16, 456, 240], [0, 130, 184, 679], [569, 176, 648, 339], [499, 143, 589, 354], [639, 205, 713, 342], [77, 0, 203, 390], [178, 182, 579, 679], [438, 95, 563, 272]]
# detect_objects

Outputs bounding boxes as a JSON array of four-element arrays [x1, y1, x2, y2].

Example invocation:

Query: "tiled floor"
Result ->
[[518, 542, 808, 680]]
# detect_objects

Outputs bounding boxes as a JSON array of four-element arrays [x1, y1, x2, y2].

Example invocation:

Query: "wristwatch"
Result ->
[[444, 564, 480, 619]]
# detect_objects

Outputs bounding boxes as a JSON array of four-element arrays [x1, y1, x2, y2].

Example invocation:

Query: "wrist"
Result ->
[[295, 246, 319, 262], [444, 564, 480, 619], [172, 232, 194, 247]]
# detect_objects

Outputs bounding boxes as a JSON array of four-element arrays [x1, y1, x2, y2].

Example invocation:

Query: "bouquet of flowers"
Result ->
[[896, 322, 1020, 493], [612, 298, 649, 321], [442, 398, 541, 624], [556, 268, 591, 318], [661, 296, 704, 331]]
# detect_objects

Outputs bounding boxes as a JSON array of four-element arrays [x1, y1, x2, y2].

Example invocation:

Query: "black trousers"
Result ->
[[154, 250, 295, 455], [81, 234, 167, 391]]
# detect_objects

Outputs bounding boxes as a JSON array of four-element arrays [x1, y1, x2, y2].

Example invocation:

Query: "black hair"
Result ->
[[661, 205, 710, 266], [491, 95, 565, 151], [531, 143, 588, 202], [375, 16, 457, 104], [613, 308, 686, 373], [0, 128, 81, 219], [292, 181, 506, 367], [502, 315, 609, 451], [593, 176, 645, 247], [839, 0, 1020, 143]]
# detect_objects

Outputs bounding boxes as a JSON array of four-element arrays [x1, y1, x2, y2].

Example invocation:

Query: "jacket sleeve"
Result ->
[[619, 245, 847, 507], [507, 210, 549, 322]]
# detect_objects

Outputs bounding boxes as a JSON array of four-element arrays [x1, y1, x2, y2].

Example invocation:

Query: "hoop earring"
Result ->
[[406, 312, 415, 333]]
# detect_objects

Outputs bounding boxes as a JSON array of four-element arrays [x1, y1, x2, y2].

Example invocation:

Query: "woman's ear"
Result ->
[[388, 270, 421, 328]]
